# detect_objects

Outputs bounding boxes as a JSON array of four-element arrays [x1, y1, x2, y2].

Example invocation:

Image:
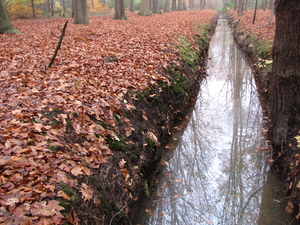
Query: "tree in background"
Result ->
[[138, 0, 151, 15], [73, 0, 89, 24], [0, 0, 20, 34], [152, 0, 161, 13], [129, 0, 134, 12], [171, 0, 175, 11], [269, 0, 300, 157], [113, 0, 127, 19], [164, 0, 170, 12]]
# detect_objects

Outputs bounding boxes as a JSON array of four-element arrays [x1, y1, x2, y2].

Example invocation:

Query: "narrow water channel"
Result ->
[[134, 19, 295, 225]]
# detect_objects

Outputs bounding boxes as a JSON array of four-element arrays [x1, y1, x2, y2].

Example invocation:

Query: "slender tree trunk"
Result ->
[[74, 0, 89, 24], [139, 0, 151, 15], [269, 0, 300, 156], [50, 0, 54, 16], [263, 0, 267, 11], [31, 0, 36, 17], [129, 0, 134, 12], [171, 0, 176, 11], [0, 0, 20, 34], [269, 0, 275, 15], [62, 0, 66, 17], [252, 0, 258, 24], [71, 0, 75, 17], [164, 0, 170, 12]]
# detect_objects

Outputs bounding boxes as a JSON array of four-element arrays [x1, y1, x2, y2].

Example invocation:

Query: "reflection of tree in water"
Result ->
[[139, 19, 268, 225]]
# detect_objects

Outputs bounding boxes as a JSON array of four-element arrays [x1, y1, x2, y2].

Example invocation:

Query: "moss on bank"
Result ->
[[49, 17, 218, 225]]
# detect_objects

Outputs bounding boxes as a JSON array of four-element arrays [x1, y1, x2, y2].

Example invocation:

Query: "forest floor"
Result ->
[[230, 9, 300, 221], [0, 10, 216, 224]]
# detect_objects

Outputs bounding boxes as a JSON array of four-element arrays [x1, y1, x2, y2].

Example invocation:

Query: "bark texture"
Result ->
[[113, 0, 128, 20], [73, 0, 89, 24], [0, 0, 19, 34], [269, 0, 300, 154], [138, 0, 151, 16]]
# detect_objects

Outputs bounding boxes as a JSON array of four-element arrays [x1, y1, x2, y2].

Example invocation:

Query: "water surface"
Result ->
[[134, 19, 294, 225]]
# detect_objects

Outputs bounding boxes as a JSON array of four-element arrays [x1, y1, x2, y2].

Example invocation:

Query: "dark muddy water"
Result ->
[[133, 19, 296, 225]]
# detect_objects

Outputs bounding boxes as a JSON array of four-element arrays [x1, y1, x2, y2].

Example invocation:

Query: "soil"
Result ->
[[227, 14, 300, 221]]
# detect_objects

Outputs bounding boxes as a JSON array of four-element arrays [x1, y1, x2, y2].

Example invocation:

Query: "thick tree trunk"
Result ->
[[148, 0, 152, 11], [113, 0, 127, 19], [189, 0, 194, 10], [139, 0, 151, 15], [269, 0, 300, 153], [238, 0, 244, 16], [152, 0, 161, 13], [171, 0, 176, 11], [74, 0, 89, 24], [164, 0, 170, 12], [0, 0, 20, 34], [177, 0, 182, 10]]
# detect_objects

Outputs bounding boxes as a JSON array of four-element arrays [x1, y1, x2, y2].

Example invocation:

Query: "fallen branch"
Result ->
[[48, 20, 68, 68]]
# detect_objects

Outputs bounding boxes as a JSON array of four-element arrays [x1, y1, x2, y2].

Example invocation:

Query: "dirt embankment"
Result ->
[[227, 10, 300, 221]]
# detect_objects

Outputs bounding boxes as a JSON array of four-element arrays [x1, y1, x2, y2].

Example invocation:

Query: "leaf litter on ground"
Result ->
[[0, 10, 216, 223]]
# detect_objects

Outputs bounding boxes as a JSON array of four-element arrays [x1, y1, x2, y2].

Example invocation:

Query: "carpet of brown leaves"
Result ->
[[231, 9, 275, 43], [0, 10, 215, 224]]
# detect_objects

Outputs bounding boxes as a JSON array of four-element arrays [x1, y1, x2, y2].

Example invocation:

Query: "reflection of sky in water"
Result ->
[[134, 19, 269, 225]]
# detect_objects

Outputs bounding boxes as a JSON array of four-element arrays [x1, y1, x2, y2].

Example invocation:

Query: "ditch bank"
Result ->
[[56, 18, 218, 225], [227, 13, 300, 221]]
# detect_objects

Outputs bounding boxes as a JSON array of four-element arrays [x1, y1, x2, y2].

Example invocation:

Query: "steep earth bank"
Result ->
[[227, 11, 300, 221]]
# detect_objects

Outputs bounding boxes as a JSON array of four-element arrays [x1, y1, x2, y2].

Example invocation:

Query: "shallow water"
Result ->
[[133, 19, 295, 225]]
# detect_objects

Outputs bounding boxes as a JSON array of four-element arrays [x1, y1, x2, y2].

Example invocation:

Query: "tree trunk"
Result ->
[[129, 0, 134, 12], [139, 0, 151, 15], [269, 0, 275, 15], [71, 0, 75, 18], [50, 0, 54, 16], [177, 0, 181, 10], [62, 0, 66, 17], [74, 0, 89, 24], [152, 0, 161, 13], [238, 0, 244, 16], [189, 0, 194, 10], [269, 0, 300, 153], [164, 0, 170, 12], [149, 0, 153, 11], [0, 0, 20, 34], [31, 0, 36, 17], [252, 0, 258, 24], [234, 0, 237, 11], [171, 0, 176, 11], [113, 0, 128, 19], [263, 0, 267, 11], [182, 0, 186, 10]]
